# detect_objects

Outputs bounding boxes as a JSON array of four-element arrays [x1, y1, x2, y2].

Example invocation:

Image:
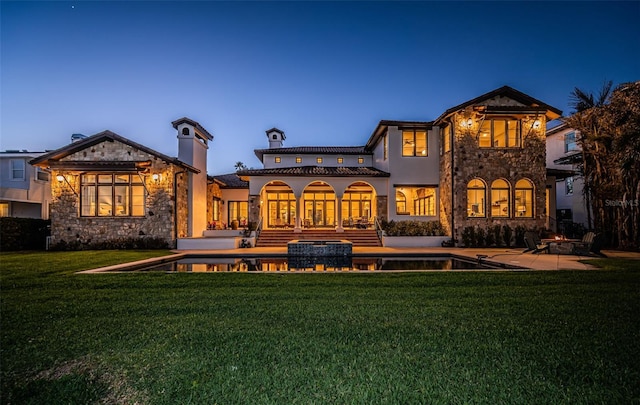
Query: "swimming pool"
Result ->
[[121, 255, 520, 272]]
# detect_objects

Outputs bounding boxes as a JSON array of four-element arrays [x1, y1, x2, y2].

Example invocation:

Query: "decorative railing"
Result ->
[[373, 216, 384, 243], [255, 217, 264, 239]]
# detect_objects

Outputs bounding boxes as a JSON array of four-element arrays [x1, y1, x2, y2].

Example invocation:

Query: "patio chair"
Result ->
[[523, 232, 549, 254], [572, 232, 607, 257]]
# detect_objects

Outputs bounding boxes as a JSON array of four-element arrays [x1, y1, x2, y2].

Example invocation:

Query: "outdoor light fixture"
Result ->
[[532, 120, 541, 129], [460, 118, 473, 128], [56, 173, 78, 196], [152, 173, 161, 183]]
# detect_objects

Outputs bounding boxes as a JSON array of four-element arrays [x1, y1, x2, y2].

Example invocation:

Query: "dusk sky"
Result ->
[[2, 1, 638, 175]]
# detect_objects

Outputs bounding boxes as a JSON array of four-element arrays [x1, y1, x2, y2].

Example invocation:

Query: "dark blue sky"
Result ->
[[2, 1, 638, 174]]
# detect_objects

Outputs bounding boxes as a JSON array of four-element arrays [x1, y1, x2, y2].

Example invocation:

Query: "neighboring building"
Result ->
[[30, 118, 212, 247], [0, 150, 52, 219], [546, 122, 589, 229]]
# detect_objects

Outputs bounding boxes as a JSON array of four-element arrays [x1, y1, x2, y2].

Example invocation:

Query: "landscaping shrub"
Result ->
[[381, 220, 446, 236], [0, 218, 50, 251], [491, 225, 502, 247], [514, 225, 527, 247], [49, 237, 169, 251], [485, 227, 495, 247], [461, 226, 476, 247], [502, 224, 513, 247], [475, 227, 486, 247]]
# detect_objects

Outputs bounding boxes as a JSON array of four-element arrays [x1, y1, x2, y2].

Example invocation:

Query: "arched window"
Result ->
[[515, 179, 534, 217], [491, 179, 510, 217], [467, 179, 486, 217], [182, 127, 190, 136], [395, 191, 407, 215]]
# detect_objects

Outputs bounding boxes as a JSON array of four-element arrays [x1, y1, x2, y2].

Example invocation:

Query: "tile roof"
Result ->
[[210, 173, 249, 188], [237, 166, 390, 177], [255, 146, 369, 162]]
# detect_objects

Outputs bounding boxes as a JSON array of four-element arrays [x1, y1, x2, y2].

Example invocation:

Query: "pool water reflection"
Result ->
[[134, 256, 509, 272]]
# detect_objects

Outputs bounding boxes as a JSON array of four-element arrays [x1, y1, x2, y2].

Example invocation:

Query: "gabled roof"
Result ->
[[29, 130, 199, 173], [171, 117, 214, 140], [435, 85, 562, 123], [210, 173, 249, 188], [237, 166, 390, 177], [254, 146, 368, 162]]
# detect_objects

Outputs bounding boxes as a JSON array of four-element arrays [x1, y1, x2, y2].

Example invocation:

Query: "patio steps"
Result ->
[[255, 229, 382, 247]]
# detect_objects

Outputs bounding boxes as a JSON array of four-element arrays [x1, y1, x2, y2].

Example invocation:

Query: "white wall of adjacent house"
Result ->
[[0, 153, 51, 219], [176, 123, 209, 237], [546, 125, 588, 227]]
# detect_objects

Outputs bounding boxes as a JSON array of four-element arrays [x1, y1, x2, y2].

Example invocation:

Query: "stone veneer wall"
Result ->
[[50, 139, 187, 247], [440, 106, 548, 242], [248, 194, 260, 226], [376, 195, 388, 222]]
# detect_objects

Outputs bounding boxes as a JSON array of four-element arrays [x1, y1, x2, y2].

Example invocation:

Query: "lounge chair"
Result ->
[[523, 232, 549, 254], [572, 232, 607, 257]]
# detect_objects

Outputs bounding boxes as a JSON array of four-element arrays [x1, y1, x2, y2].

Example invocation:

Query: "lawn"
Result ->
[[1, 251, 639, 404]]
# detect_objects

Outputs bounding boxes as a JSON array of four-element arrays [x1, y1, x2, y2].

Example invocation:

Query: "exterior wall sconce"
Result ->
[[152, 173, 161, 183], [532, 120, 541, 129], [460, 118, 473, 129], [56, 173, 78, 196]]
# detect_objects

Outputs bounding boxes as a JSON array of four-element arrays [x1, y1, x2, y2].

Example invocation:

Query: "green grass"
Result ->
[[2, 251, 639, 404]]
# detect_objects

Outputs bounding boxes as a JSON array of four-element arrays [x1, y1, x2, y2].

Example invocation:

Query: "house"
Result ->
[[30, 118, 213, 247], [546, 122, 589, 230], [0, 150, 52, 219], [31, 85, 563, 249]]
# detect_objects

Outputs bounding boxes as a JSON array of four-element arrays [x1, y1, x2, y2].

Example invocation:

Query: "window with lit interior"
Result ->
[[395, 186, 436, 216], [80, 174, 145, 217], [515, 179, 534, 217], [402, 129, 428, 157], [491, 179, 510, 217], [478, 119, 521, 148], [467, 179, 486, 217]]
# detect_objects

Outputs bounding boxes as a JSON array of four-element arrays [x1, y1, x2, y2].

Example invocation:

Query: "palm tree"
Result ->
[[569, 80, 612, 112], [234, 161, 247, 172]]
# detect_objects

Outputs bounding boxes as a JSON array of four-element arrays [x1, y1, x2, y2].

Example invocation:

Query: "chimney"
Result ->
[[171, 117, 213, 238], [266, 127, 285, 149], [71, 133, 87, 143]]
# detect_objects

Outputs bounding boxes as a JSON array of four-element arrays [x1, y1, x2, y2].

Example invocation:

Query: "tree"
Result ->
[[564, 81, 640, 249], [234, 161, 247, 172]]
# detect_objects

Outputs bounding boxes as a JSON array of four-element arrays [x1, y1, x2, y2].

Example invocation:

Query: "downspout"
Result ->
[[173, 169, 186, 244]]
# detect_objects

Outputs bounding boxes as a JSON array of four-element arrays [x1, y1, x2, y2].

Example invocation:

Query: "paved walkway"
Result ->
[[175, 246, 640, 271]]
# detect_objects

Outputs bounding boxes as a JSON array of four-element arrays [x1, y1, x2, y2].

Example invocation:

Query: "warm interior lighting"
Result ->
[[56, 174, 65, 182]]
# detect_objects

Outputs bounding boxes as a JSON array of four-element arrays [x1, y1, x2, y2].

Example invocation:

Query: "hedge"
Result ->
[[0, 218, 50, 251]]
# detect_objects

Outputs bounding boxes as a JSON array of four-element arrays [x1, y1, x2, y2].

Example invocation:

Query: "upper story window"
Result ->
[[80, 174, 145, 217], [358, 157, 364, 164], [10, 159, 25, 180], [337, 157, 344, 164], [383, 134, 388, 160], [402, 129, 428, 157], [36, 167, 50, 181], [441, 125, 450, 155], [564, 131, 578, 153], [316, 157, 323, 164], [274, 157, 281, 164], [565, 176, 574, 195], [479, 119, 521, 148], [295, 157, 302, 164]]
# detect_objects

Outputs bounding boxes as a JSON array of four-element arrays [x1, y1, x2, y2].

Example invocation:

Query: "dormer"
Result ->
[[266, 127, 286, 149]]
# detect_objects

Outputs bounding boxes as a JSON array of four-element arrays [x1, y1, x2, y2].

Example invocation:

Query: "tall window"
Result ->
[[565, 176, 574, 195], [10, 159, 25, 180], [383, 134, 388, 160], [479, 119, 521, 148], [212, 198, 221, 221], [81, 174, 145, 217], [395, 187, 436, 216], [441, 125, 450, 154], [395, 191, 407, 214], [467, 179, 486, 217], [564, 132, 578, 153], [515, 179, 534, 217], [0, 202, 9, 217], [228, 201, 249, 226], [491, 179, 510, 218], [402, 129, 428, 156]]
